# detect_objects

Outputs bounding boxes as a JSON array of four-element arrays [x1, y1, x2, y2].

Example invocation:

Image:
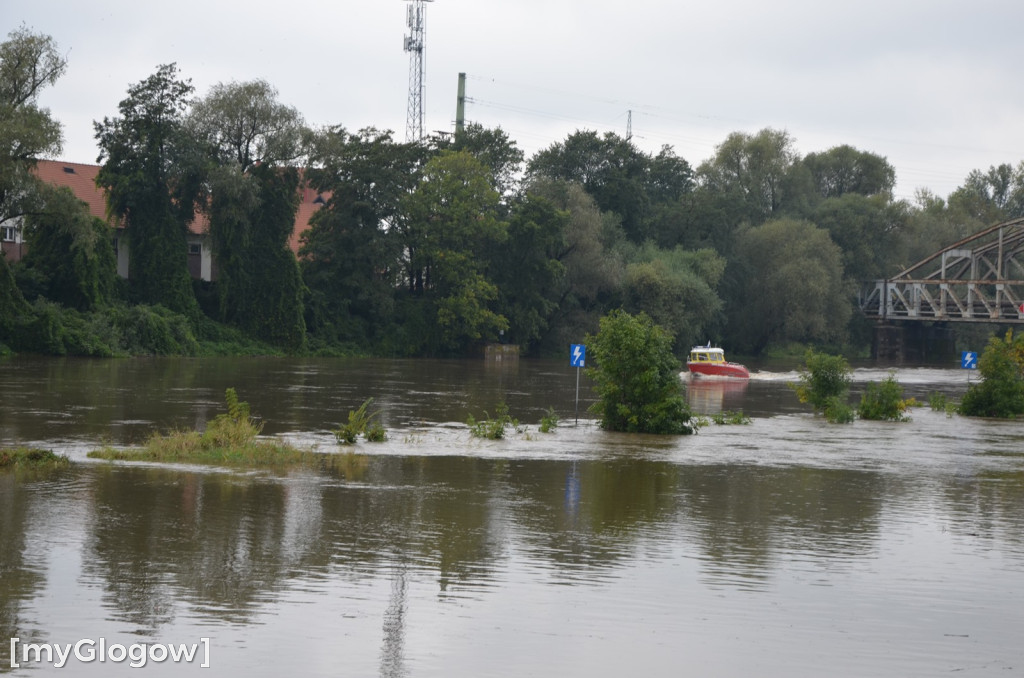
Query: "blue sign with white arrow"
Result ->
[[570, 344, 586, 368], [961, 351, 978, 369]]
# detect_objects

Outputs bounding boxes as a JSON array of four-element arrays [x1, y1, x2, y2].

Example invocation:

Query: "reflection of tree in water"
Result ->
[[82, 466, 329, 631], [0, 473, 53, 667], [503, 458, 685, 579], [678, 466, 886, 586]]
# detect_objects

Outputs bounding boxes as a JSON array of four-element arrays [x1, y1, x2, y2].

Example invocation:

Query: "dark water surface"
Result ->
[[2, 357, 1023, 676]]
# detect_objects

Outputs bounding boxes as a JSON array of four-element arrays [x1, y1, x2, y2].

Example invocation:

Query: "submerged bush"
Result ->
[[791, 349, 853, 423], [335, 398, 386, 444], [959, 330, 1024, 418], [586, 309, 694, 435], [467, 403, 523, 440], [0, 447, 71, 470], [539, 407, 559, 433], [858, 373, 910, 421]]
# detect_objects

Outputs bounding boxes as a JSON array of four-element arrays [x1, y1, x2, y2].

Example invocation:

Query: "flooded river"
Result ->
[[1, 357, 1023, 676]]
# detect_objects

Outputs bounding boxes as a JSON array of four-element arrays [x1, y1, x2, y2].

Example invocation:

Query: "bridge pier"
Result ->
[[872, 322, 955, 364]]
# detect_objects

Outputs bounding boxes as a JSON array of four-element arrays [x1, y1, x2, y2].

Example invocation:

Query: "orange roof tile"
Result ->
[[34, 159, 323, 252]]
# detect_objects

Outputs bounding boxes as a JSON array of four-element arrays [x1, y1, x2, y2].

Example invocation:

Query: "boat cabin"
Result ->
[[688, 347, 726, 364]]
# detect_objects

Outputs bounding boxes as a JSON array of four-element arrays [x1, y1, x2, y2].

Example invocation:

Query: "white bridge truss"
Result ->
[[860, 217, 1024, 323]]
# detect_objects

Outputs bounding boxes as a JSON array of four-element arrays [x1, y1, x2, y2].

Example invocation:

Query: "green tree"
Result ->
[[20, 184, 117, 310], [696, 128, 805, 226], [586, 309, 694, 434], [448, 122, 524, 200], [488, 193, 568, 350], [801, 145, 896, 200], [948, 163, 1024, 223], [398, 150, 507, 353], [812, 192, 910, 282], [190, 80, 307, 349], [620, 244, 725, 351], [959, 330, 1024, 418], [300, 127, 426, 348], [94, 63, 203, 317], [0, 26, 66, 231], [524, 179, 625, 352], [727, 218, 850, 353], [527, 131, 691, 243]]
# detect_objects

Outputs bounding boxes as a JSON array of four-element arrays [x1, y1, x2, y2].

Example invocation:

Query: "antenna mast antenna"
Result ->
[[403, 0, 434, 142]]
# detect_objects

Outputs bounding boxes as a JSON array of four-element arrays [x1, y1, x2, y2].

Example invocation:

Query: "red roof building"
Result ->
[[3, 160, 324, 281]]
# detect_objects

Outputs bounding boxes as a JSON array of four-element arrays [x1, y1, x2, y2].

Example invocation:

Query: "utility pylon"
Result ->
[[403, 0, 434, 142]]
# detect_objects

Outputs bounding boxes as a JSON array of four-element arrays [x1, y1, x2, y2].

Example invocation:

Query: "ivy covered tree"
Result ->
[[94, 63, 203, 317], [189, 79, 308, 350], [586, 309, 694, 435], [20, 184, 117, 310]]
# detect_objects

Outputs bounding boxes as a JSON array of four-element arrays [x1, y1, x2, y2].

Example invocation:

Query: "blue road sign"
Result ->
[[961, 351, 978, 369], [570, 344, 586, 368]]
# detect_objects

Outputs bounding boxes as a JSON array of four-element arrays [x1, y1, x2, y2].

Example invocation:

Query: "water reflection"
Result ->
[[4, 358, 1024, 676]]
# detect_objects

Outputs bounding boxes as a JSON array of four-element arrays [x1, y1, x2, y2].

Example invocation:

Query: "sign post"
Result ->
[[570, 344, 586, 425], [961, 350, 978, 384]]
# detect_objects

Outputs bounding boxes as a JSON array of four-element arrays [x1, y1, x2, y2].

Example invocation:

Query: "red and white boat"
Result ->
[[686, 345, 749, 379]]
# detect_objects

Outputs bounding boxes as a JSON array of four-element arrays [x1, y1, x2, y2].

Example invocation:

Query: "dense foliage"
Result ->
[[4, 28, 1024, 361], [959, 330, 1024, 418], [792, 350, 854, 423], [586, 309, 694, 434], [858, 373, 910, 422]]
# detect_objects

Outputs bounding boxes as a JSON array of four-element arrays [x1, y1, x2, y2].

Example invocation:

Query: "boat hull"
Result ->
[[687, 362, 750, 379]]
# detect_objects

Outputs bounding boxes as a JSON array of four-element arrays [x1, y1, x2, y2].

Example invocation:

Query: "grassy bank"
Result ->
[[87, 387, 340, 468], [0, 447, 71, 470]]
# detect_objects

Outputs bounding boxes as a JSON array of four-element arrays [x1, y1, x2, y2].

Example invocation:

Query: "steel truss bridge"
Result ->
[[860, 217, 1024, 324]]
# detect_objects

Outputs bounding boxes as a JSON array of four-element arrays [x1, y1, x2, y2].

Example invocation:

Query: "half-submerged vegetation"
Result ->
[[586, 310, 695, 435], [88, 388, 327, 467], [959, 330, 1024, 418], [334, 398, 387, 444], [791, 350, 854, 423], [858, 372, 912, 422], [467, 403, 524, 440], [0, 447, 70, 470]]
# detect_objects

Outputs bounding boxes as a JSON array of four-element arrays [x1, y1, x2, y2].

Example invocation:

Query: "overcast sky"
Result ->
[[8, 0, 1024, 201]]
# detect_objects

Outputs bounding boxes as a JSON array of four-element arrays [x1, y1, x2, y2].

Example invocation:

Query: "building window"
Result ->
[[188, 243, 201, 255], [1, 226, 16, 242]]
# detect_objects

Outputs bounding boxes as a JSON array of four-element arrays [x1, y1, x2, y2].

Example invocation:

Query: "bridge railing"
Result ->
[[860, 217, 1024, 324]]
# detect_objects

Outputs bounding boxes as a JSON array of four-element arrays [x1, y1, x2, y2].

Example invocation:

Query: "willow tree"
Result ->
[[0, 26, 66, 347], [189, 79, 308, 350], [94, 63, 203, 317]]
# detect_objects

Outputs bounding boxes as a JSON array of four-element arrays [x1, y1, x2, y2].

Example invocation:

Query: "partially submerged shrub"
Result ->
[[539, 407, 559, 433], [586, 309, 694, 435], [467, 402, 523, 440], [0, 447, 71, 470], [335, 398, 386, 444], [791, 349, 853, 423], [959, 329, 1024, 418], [203, 387, 263, 447], [858, 373, 910, 422], [710, 410, 752, 425]]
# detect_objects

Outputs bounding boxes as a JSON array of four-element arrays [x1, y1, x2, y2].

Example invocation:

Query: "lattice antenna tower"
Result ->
[[403, 0, 433, 142]]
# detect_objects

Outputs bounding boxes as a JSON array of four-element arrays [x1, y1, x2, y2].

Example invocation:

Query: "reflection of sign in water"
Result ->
[[564, 462, 580, 517], [961, 351, 978, 370]]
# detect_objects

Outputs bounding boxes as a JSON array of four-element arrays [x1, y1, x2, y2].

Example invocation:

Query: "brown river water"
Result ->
[[1, 356, 1023, 676]]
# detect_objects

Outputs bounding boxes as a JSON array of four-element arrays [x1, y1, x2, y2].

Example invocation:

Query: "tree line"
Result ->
[[4, 26, 1024, 358]]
